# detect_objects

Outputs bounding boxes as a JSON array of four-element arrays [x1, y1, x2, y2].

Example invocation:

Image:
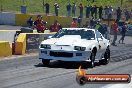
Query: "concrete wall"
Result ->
[[0, 31, 16, 45], [0, 12, 114, 28], [0, 41, 12, 57], [15, 14, 73, 28], [0, 12, 15, 25]]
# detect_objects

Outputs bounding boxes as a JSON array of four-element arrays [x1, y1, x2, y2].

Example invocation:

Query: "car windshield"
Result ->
[[52, 29, 95, 40]]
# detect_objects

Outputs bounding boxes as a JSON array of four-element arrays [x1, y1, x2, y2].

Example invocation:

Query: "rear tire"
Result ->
[[42, 59, 50, 66], [100, 47, 110, 65]]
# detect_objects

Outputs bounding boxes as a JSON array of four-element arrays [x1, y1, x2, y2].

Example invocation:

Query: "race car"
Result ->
[[39, 28, 110, 67]]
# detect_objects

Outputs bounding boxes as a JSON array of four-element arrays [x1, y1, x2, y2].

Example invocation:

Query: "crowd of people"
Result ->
[[27, 15, 62, 33], [111, 19, 128, 46], [43, 2, 131, 21], [27, 14, 129, 46]]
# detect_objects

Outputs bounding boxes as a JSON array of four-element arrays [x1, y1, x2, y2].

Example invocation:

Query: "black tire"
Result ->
[[100, 47, 110, 65], [42, 59, 50, 66], [89, 50, 95, 68]]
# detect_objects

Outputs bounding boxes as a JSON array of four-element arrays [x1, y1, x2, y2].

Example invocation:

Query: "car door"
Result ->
[[95, 31, 106, 60]]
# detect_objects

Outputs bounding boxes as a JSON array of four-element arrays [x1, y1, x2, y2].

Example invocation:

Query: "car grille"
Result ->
[[50, 51, 73, 57]]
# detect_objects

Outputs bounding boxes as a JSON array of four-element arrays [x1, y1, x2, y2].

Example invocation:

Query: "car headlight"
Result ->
[[74, 46, 86, 51], [41, 44, 51, 49]]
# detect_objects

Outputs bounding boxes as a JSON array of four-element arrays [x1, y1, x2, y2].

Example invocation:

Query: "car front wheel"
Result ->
[[42, 59, 50, 66], [89, 50, 95, 68], [100, 47, 110, 65]]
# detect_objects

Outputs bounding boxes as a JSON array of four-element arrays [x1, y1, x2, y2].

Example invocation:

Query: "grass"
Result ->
[[0, 0, 132, 16]]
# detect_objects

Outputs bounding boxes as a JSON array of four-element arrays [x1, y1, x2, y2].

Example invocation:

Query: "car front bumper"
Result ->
[[39, 49, 91, 61]]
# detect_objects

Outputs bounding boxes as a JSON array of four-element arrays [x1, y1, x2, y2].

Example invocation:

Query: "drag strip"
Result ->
[[0, 36, 132, 88]]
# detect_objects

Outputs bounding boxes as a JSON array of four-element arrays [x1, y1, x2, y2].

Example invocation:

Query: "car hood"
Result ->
[[41, 35, 95, 47]]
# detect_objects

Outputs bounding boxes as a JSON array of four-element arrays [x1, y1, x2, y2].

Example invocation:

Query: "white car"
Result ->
[[39, 28, 110, 67]]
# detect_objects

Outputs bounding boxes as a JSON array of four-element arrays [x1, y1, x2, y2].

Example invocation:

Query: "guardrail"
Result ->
[[14, 32, 56, 55]]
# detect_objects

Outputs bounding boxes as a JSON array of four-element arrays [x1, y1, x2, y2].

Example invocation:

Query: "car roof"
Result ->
[[62, 28, 95, 31]]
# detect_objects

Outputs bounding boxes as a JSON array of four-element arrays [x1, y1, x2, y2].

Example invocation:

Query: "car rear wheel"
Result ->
[[42, 59, 50, 66], [100, 47, 110, 65]]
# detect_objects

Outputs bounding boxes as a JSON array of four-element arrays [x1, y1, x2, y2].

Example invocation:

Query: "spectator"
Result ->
[[27, 17, 34, 28], [66, 3, 72, 17], [93, 5, 97, 19], [50, 20, 62, 32], [124, 8, 130, 21], [95, 20, 106, 36], [70, 18, 77, 28], [98, 6, 103, 19], [118, 23, 128, 44], [108, 6, 113, 19], [91, 6, 94, 18], [111, 20, 118, 46], [85, 5, 91, 18], [90, 18, 96, 28], [79, 3, 84, 18], [102, 23, 108, 38], [44, 3, 50, 16], [34, 15, 46, 33], [72, 3, 76, 17], [116, 7, 122, 21], [54, 3, 59, 16], [95, 20, 101, 31], [78, 16, 82, 27], [104, 6, 109, 19]]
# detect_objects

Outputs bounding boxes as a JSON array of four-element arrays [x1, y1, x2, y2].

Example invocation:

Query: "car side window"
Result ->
[[96, 31, 101, 38], [95, 31, 103, 41]]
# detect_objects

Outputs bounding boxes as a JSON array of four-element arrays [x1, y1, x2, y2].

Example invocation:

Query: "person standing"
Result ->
[[78, 16, 82, 27], [124, 9, 130, 21], [66, 3, 72, 17], [98, 6, 103, 19], [108, 6, 113, 19], [70, 18, 77, 28], [104, 6, 109, 19], [44, 3, 50, 16], [85, 5, 91, 18], [95, 20, 102, 31], [116, 7, 122, 21], [79, 3, 84, 18], [93, 5, 97, 19], [111, 20, 118, 46], [54, 3, 59, 16], [91, 6, 94, 18], [27, 17, 34, 28], [118, 23, 128, 44], [102, 23, 108, 38], [72, 3, 76, 17], [90, 18, 96, 28]]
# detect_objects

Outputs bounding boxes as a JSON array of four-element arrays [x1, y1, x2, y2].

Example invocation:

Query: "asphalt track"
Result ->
[[0, 36, 132, 88]]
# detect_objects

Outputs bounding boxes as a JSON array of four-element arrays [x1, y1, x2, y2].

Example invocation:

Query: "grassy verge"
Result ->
[[0, 0, 131, 16]]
